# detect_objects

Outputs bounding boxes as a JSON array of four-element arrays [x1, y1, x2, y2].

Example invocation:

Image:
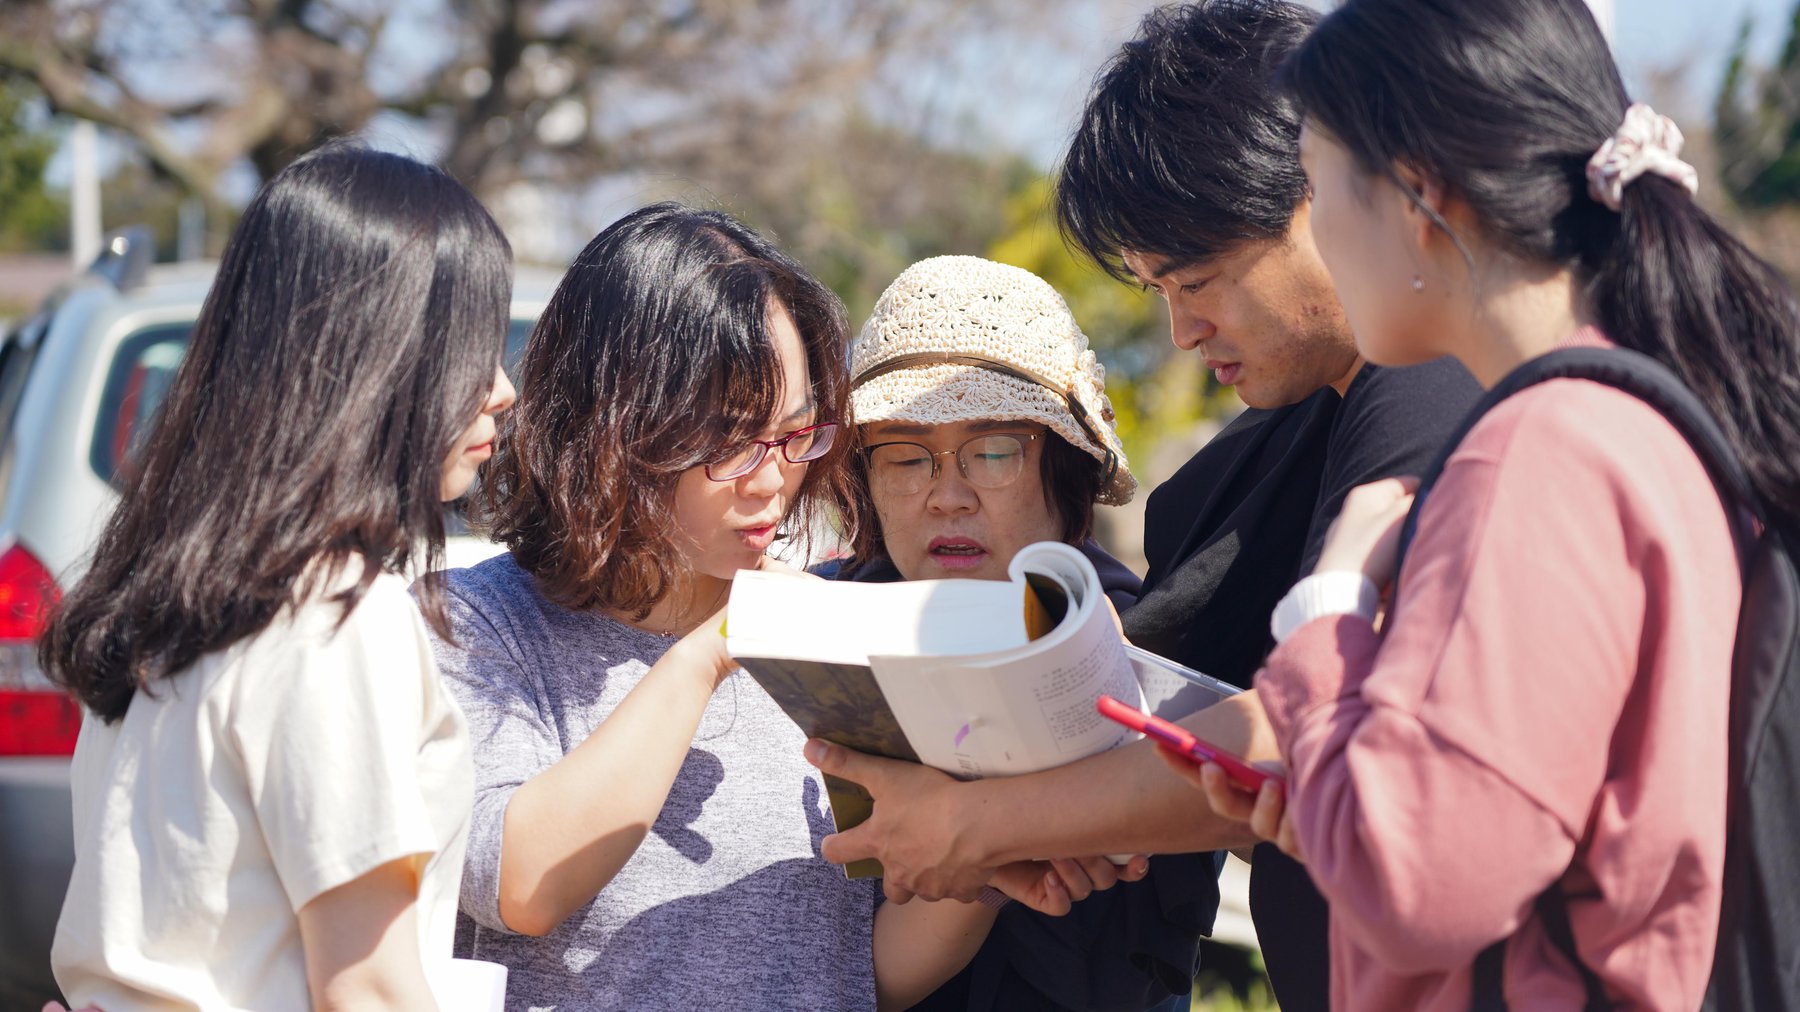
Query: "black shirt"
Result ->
[[837, 358, 1478, 1011], [829, 544, 1207, 1012], [1124, 357, 1481, 1011]]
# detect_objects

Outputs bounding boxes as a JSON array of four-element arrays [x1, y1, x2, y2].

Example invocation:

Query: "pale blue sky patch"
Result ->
[[35, 0, 1800, 245]]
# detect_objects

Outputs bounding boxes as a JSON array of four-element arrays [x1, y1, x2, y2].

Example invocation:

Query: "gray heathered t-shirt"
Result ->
[[430, 554, 877, 1011]]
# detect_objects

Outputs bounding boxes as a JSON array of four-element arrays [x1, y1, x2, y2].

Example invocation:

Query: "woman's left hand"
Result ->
[[1314, 476, 1420, 590], [987, 853, 1151, 914], [1046, 854, 1150, 901], [1155, 747, 1303, 863], [1150, 691, 1301, 862]]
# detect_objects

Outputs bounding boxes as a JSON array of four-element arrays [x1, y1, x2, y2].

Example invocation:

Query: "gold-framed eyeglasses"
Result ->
[[851, 352, 1118, 484], [862, 430, 1045, 496]]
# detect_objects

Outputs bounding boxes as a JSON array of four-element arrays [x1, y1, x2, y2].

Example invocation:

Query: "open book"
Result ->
[[726, 541, 1239, 878]]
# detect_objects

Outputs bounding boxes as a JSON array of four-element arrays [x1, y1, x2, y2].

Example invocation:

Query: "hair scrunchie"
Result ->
[[1586, 103, 1700, 212]]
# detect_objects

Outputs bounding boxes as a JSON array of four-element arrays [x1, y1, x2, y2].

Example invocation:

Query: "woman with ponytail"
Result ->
[[1168, 0, 1800, 1008]]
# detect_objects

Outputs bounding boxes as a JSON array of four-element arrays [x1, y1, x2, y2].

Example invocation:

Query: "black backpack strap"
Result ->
[[1384, 347, 1759, 1009], [1469, 940, 1508, 1012], [1397, 346, 1759, 575], [1538, 889, 1613, 1011], [1469, 890, 1611, 1011]]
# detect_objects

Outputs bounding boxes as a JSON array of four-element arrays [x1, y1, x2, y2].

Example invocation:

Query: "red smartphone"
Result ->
[[1096, 694, 1285, 794]]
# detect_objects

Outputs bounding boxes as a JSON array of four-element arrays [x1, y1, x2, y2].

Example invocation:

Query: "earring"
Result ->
[[1411, 276, 1425, 293]]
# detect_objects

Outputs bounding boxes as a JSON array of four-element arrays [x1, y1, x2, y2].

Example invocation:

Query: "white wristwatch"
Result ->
[[1270, 571, 1381, 645]]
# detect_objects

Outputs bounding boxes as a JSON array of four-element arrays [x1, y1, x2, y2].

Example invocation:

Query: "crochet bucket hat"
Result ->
[[851, 255, 1136, 505]]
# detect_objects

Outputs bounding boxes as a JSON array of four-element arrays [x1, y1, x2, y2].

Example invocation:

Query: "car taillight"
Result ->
[[0, 690, 81, 755], [0, 542, 79, 756], [0, 541, 58, 642]]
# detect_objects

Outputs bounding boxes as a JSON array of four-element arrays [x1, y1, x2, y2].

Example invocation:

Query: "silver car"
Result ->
[[0, 229, 554, 1006]]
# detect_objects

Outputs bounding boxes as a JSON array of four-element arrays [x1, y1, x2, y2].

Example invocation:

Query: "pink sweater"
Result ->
[[1258, 354, 1740, 1009]]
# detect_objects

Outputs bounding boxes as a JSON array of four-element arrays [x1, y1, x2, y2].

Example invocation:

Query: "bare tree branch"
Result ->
[[2, 0, 1080, 285], [0, 29, 232, 221]]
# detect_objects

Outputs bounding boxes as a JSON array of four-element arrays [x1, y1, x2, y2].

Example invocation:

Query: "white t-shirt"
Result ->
[[52, 561, 473, 1011]]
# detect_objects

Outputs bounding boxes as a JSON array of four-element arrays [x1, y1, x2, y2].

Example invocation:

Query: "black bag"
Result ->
[[1391, 347, 1799, 1011]]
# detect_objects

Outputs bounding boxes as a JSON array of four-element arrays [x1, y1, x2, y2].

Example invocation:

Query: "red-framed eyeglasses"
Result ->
[[704, 421, 839, 481]]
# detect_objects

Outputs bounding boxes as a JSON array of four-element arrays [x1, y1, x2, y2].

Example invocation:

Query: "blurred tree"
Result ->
[[98, 156, 208, 261], [1715, 2, 1800, 209], [987, 176, 1161, 355], [985, 175, 1228, 473], [714, 115, 1041, 325], [0, 82, 217, 260], [0, 0, 1071, 231], [0, 80, 68, 252]]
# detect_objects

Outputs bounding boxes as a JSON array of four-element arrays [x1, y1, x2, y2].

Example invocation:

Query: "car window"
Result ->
[[0, 327, 44, 446], [92, 318, 537, 485], [0, 325, 46, 503], [89, 324, 189, 485], [503, 319, 531, 371]]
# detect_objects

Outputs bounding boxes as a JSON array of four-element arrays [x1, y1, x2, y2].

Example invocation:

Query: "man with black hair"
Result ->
[[807, 2, 1480, 1008]]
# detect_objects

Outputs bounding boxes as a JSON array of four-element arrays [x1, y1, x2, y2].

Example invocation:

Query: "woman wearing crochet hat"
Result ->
[[829, 255, 1141, 611], [827, 256, 1207, 1012]]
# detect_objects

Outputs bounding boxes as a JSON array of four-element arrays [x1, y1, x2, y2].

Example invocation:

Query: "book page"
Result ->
[[869, 542, 1139, 777], [726, 652, 922, 880], [729, 544, 1246, 828], [727, 570, 1028, 665], [726, 567, 1034, 880]]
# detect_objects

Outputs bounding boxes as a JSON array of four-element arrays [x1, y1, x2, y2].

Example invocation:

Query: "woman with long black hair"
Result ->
[[1173, 0, 1800, 1008], [44, 145, 516, 1010]]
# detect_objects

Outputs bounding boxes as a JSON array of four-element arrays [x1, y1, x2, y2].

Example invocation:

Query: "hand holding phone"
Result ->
[[1096, 694, 1285, 794]]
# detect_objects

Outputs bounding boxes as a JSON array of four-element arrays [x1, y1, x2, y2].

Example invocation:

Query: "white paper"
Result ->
[[727, 570, 1028, 666], [429, 958, 508, 1012]]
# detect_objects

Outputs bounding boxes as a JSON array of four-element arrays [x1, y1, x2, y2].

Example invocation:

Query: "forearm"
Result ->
[[299, 859, 438, 1012], [872, 899, 999, 1011], [312, 967, 438, 1012], [1263, 618, 1578, 970], [497, 645, 719, 935], [964, 694, 1270, 863]]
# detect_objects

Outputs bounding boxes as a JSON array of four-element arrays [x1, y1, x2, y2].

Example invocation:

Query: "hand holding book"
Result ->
[[801, 737, 1150, 908], [729, 541, 1241, 878]]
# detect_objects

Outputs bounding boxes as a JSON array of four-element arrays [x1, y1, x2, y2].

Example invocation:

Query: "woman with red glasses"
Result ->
[[426, 205, 1026, 1010]]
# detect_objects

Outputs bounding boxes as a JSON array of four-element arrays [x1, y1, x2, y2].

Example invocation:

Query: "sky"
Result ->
[[40, 0, 1800, 248], [973, 0, 1799, 168], [1613, 0, 1792, 93]]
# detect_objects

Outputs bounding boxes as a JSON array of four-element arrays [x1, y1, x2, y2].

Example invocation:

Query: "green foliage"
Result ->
[[0, 81, 68, 252], [1191, 979, 1282, 1012], [1714, 3, 1800, 209], [0, 81, 228, 261], [712, 115, 1036, 328], [985, 176, 1163, 355], [1103, 353, 1217, 477], [97, 159, 217, 261], [984, 175, 1228, 472]]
